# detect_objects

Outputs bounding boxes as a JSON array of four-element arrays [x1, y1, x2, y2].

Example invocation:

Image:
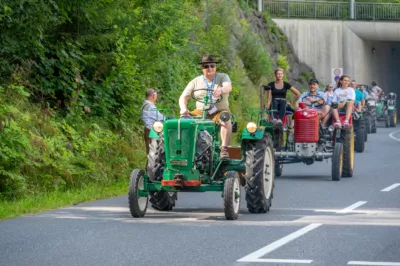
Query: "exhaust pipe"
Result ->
[[275, 151, 333, 158]]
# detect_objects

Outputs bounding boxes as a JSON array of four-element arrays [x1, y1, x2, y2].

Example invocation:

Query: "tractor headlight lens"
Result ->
[[152, 121, 163, 133], [246, 122, 258, 133]]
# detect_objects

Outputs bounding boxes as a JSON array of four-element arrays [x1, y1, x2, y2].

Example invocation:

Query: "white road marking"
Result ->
[[336, 201, 367, 213], [388, 130, 400, 142], [381, 183, 400, 192], [236, 223, 322, 263], [348, 261, 400, 266], [241, 258, 313, 263]]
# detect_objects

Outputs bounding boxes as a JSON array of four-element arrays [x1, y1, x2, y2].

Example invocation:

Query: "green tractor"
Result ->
[[375, 93, 397, 128], [381, 92, 397, 128], [128, 89, 276, 220]]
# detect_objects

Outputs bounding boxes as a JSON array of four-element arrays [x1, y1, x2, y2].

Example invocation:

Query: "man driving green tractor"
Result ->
[[179, 54, 232, 159]]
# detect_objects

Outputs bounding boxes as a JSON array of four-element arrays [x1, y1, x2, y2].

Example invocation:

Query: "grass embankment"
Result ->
[[0, 180, 128, 220], [0, 0, 309, 220]]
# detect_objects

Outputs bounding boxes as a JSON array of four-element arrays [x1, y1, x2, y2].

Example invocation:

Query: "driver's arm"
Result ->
[[219, 81, 232, 94], [179, 81, 195, 114], [289, 87, 301, 105]]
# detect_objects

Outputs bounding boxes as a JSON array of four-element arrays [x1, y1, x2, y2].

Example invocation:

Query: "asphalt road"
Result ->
[[1, 126, 400, 266]]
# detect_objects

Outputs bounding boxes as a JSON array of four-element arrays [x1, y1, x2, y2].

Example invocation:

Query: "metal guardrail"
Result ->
[[263, 0, 400, 20]]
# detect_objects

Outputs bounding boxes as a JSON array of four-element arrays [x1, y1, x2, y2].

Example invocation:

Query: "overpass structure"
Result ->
[[253, 0, 400, 95]]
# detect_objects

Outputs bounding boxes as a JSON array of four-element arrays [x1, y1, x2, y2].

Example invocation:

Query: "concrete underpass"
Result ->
[[272, 19, 400, 100]]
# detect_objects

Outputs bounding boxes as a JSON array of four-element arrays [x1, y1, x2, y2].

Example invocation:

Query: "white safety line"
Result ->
[[381, 183, 400, 192], [241, 258, 313, 264], [388, 130, 400, 142], [336, 201, 367, 213], [348, 261, 400, 266], [236, 223, 322, 263]]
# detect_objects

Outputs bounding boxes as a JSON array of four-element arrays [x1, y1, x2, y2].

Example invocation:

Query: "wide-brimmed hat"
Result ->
[[198, 54, 221, 64]]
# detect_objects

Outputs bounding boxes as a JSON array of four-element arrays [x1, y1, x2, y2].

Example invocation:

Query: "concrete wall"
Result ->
[[273, 19, 400, 93]]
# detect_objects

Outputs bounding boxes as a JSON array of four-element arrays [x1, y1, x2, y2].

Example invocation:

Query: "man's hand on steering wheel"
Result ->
[[180, 108, 189, 116], [213, 86, 224, 98]]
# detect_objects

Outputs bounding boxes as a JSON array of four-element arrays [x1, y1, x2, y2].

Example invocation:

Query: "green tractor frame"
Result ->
[[129, 89, 277, 220]]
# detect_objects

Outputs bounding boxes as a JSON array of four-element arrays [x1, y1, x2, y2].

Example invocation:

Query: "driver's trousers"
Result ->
[[271, 99, 287, 120]]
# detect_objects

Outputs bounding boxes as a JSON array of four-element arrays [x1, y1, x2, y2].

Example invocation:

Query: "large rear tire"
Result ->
[[128, 169, 148, 218], [147, 135, 176, 211], [370, 108, 377, 133], [223, 171, 241, 220], [389, 111, 396, 127], [354, 119, 365, 153], [244, 133, 275, 213], [365, 116, 371, 134], [332, 143, 343, 181], [341, 128, 355, 177]]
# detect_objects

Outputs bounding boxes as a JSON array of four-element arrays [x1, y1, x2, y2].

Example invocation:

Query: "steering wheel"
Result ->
[[191, 88, 223, 104], [300, 94, 325, 108]]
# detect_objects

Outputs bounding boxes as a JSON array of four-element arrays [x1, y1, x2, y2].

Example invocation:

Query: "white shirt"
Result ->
[[333, 87, 355, 103]]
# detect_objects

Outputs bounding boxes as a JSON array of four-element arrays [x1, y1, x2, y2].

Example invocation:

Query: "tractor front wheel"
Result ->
[[128, 169, 148, 218], [147, 135, 176, 211], [223, 171, 241, 220], [244, 133, 275, 213]]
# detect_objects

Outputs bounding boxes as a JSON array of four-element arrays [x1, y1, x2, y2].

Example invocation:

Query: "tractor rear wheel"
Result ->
[[147, 135, 176, 211], [341, 128, 355, 177], [275, 163, 283, 177], [354, 119, 365, 153], [128, 169, 148, 218], [244, 133, 275, 213], [365, 116, 371, 134], [389, 111, 396, 127], [331, 143, 343, 181], [223, 171, 241, 220]]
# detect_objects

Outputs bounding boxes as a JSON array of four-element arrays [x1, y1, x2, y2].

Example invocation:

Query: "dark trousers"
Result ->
[[144, 127, 151, 168], [272, 99, 287, 120]]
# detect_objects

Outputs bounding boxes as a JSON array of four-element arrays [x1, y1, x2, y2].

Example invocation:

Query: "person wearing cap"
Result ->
[[296, 78, 330, 127], [179, 54, 232, 159], [141, 88, 165, 156]]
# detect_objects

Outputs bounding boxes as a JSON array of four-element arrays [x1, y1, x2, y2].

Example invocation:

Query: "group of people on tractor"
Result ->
[[140, 53, 390, 161], [264, 69, 360, 130]]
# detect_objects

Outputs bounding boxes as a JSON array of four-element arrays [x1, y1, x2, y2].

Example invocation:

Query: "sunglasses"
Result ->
[[202, 64, 216, 69]]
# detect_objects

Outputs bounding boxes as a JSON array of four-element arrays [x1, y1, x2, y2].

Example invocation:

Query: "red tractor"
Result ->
[[261, 88, 354, 181]]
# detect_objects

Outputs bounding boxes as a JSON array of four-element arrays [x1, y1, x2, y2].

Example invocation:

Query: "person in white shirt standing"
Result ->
[[332, 75, 355, 129]]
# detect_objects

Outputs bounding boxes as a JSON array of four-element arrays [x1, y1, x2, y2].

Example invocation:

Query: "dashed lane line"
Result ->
[[336, 201, 367, 213], [236, 223, 321, 263], [348, 261, 400, 266], [381, 183, 400, 192]]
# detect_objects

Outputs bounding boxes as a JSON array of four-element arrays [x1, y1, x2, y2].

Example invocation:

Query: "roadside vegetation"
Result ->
[[0, 0, 310, 219]]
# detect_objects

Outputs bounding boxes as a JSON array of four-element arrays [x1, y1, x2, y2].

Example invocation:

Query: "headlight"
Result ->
[[246, 122, 258, 133], [152, 121, 163, 133]]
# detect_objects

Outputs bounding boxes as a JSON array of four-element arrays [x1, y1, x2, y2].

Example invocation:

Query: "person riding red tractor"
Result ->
[[261, 76, 355, 181]]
